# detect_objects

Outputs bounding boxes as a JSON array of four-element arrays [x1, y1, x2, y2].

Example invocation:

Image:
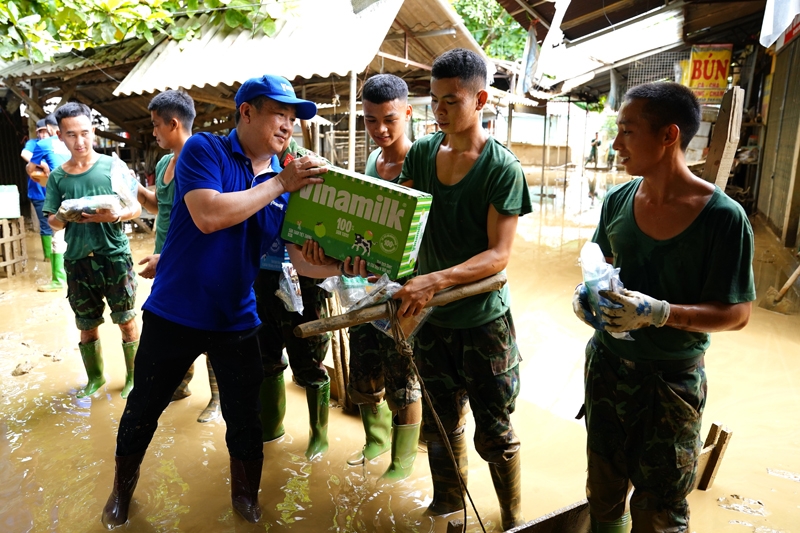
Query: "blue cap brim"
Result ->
[[269, 95, 317, 120]]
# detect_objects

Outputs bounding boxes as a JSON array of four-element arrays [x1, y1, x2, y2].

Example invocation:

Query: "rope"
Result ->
[[386, 299, 487, 533]]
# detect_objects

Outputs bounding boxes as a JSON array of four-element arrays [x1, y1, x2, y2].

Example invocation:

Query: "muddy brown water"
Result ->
[[0, 171, 798, 532]]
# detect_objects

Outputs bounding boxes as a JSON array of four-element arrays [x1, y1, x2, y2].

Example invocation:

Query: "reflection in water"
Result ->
[[0, 198, 798, 531]]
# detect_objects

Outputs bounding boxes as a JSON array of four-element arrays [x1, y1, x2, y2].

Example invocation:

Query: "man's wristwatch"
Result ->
[[114, 215, 122, 224]]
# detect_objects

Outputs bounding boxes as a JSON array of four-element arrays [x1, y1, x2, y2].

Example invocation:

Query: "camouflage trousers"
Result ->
[[254, 270, 331, 389], [348, 322, 421, 411], [584, 339, 706, 532], [414, 310, 521, 463], [65, 253, 137, 331]]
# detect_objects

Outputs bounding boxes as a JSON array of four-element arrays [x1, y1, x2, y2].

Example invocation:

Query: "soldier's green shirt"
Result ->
[[399, 132, 532, 329], [154, 153, 175, 254], [593, 178, 756, 361], [43, 155, 131, 261], [365, 148, 403, 184]]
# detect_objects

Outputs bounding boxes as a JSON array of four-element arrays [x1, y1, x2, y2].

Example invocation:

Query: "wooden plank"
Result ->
[[188, 90, 237, 110], [510, 499, 590, 533], [561, 0, 635, 31], [701, 87, 744, 189], [697, 426, 732, 490], [683, 2, 766, 36], [6, 84, 46, 120], [1, 219, 11, 277], [780, 106, 800, 248]]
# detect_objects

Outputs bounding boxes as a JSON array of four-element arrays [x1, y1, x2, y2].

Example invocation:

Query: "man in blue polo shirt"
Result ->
[[101, 75, 365, 529], [21, 115, 70, 291]]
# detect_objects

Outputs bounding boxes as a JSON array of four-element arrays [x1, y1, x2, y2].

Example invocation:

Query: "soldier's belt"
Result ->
[[616, 354, 703, 374]]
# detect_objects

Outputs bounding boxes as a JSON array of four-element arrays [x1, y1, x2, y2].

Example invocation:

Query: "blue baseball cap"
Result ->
[[235, 75, 317, 120]]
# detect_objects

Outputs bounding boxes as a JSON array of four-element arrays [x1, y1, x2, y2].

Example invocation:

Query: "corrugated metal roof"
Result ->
[[114, 0, 404, 96], [365, 0, 493, 75], [0, 38, 155, 81]]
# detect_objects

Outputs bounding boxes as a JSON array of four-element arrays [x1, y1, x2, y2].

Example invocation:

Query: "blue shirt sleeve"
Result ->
[[29, 139, 47, 166], [175, 134, 225, 199], [23, 139, 38, 153]]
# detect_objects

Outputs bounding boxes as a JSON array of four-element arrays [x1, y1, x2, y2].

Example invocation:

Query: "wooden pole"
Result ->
[[294, 273, 507, 338], [348, 71, 357, 171]]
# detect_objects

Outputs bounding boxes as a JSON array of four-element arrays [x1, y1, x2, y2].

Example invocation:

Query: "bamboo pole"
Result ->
[[294, 273, 507, 338]]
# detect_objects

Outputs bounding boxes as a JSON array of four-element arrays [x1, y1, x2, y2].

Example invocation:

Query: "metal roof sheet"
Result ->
[[0, 38, 154, 81], [114, 0, 404, 96]]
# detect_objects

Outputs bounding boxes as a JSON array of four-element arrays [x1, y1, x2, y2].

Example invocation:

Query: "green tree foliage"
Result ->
[[451, 0, 527, 61], [0, 0, 288, 63]]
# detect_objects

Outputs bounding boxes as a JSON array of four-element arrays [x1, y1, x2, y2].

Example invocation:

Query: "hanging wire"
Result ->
[[385, 299, 487, 533]]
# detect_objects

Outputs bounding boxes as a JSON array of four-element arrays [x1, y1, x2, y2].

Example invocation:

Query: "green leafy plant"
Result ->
[[0, 0, 290, 62], [451, 0, 527, 61]]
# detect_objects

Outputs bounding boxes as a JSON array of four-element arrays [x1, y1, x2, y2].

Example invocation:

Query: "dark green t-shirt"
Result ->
[[154, 153, 175, 254], [364, 147, 403, 184], [43, 155, 131, 260], [593, 178, 756, 361], [399, 132, 532, 329]]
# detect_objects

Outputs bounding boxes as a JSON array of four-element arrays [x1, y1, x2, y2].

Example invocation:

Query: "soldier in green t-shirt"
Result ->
[[345, 74, 422, 481], [393, 49, 532, 530], [135, 90, 223, 423], [43, 102, 142, 399], [572, 82, 755, 532]]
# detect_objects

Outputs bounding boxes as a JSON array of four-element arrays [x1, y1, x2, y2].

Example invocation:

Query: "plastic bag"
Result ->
[[317, 275, 371, 311], [580, 242, 633, 341], [320, 275, 432, 340], [57, 195, 124, 222], [275, 262, 304, 315], [110, 153, 140, 209], [351, 275, 433, 340]]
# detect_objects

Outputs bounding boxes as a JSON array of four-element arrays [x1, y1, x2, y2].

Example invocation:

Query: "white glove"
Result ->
[[599, 289, 670, 332]]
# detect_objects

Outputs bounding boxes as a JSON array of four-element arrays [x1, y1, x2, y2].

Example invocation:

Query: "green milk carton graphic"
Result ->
[[281, 167, 432, 279]]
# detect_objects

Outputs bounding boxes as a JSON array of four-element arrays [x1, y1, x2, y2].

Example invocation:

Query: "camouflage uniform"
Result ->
[[65, 253, 137, 331], [414, 310, 521, 462], [348, 322, 421, 410], [254, 270, 330, 388], [584, 339, 706, 529]]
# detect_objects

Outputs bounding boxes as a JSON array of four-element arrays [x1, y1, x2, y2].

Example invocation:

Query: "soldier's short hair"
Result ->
[[431, 48, 487, 92], [54, 102, 92, 127], [363, 74, 408, 104], [625, 82, 701, 151], [148, 90, 196, 132]]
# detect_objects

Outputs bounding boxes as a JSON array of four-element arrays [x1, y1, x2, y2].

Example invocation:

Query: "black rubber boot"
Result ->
[[425, 431, 468, 516], [230, 457, 263, 523], [101, 451, 146, 529], [489, 452, 525, 530]]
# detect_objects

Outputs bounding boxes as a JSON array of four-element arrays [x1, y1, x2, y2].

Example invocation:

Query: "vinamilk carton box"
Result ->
[[281, 167, 432, 279]]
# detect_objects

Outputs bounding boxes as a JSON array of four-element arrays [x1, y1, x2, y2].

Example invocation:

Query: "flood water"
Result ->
[[0, 169, 798, 532]]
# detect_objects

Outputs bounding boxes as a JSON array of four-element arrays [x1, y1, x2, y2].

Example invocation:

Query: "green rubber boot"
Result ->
[[305, 381, 330, 460], [425, 431, 468, 516], [38, 253, 66, 292], [121, 340, 138, 399], [77, 339, 106, 398], [591, 513, 631, 533], [489, 452, 525, 530], [40, 235, 52, 262], [259, 373, 286, 442], [380, 418, 420, 482], [347, 401, 393, 466]]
